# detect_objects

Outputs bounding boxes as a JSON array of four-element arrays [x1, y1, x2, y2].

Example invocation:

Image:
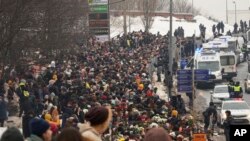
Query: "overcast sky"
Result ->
[[187, 0, 250, 22]]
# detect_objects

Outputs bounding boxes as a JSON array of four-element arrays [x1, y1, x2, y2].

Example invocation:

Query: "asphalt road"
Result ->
[[195, 61, 249, 141]]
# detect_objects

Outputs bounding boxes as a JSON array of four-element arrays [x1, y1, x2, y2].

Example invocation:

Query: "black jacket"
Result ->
[[223, 116, 234, 130]]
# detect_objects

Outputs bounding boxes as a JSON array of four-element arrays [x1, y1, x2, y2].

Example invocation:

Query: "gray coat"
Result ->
[[26, 134, 43, 141]]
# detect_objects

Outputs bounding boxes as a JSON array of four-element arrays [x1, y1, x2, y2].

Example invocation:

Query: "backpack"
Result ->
[[202, 109, 209, 117]]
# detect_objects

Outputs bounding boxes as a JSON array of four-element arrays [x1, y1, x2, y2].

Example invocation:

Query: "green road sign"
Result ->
[[90, 4, 108, 13]]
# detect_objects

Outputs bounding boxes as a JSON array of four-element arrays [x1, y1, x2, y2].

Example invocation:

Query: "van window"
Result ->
[[220, 56, 235, 66], [198, 61, 220, 71]]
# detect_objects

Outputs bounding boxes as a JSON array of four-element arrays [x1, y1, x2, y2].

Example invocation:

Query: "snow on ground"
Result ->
[[111, 15, 234, 39]]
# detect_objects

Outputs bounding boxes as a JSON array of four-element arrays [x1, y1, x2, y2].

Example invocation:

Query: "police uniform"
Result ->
[[233, 85, 242, 98]]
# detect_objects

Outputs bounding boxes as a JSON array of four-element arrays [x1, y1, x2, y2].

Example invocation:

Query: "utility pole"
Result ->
[[123, 0, 127, 35], [192, 0, 194, 16], [108, 0, 111, 41], [226, 0, 228, 24], [145, 0, 149, 32], [168, 0, 173, 99], [233, 1, 237, 24], [129, 15, 131, 33]]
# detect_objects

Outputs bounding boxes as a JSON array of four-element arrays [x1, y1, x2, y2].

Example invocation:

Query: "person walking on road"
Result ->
[[223, 110, 234, 141], [203, 102, 217, 133]]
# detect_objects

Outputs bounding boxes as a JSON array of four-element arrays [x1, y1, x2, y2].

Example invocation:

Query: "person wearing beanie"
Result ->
[[78, 106, 112, 141], [27, 118, 52, 141], [0, 127, 24, 141], [144, 127, 172, 141]]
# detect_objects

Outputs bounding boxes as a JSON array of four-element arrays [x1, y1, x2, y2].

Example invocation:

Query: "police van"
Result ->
[[185, 49, 222, 87], [214, 36, 242, 64], [204, 40, 238, 78], [220, 51, 237, 79]]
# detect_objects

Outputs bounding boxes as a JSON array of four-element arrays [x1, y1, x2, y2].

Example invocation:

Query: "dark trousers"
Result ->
[[19, 103, 24, 117], [224, 130, 230, 141], [0, 119, 4, 127], [204, 118, 210, 133]]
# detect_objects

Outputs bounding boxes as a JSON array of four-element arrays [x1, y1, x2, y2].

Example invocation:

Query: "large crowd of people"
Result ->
[[0, 30, 196, 141], [2, 18, 249, 140]]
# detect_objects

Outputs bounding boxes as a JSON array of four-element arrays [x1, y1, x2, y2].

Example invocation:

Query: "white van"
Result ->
[[185, 50, 222, 87], [214, 36, 241, 64], [220, 51, 237, 79], [196, 50, 222, 82]]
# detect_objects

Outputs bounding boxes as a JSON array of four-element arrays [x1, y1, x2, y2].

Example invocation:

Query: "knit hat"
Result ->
[[29, 118, 50, 137], [85, 106, 109, 126]]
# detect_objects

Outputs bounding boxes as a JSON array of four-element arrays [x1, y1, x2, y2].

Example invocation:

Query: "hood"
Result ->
[[78, 123, 102, 141], [78, 123, 92, 133]]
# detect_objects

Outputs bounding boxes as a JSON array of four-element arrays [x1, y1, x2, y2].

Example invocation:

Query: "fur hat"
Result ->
[[29, 118, 50, 137]]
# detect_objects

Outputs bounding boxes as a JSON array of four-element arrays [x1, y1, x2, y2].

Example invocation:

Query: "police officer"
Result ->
[[233, 81, 243, 98], [16, 79, 30, 117]]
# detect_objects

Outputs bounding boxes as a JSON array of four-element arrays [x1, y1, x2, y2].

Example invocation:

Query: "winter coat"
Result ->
[[0, 100, 7, 120], [22, 113, 35, 138], [78, 123, 102, 141], [27, 134, 43, 141]]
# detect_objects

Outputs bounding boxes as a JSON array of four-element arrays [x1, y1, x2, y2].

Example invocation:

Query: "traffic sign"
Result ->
[[89, 0, 108, 4], [178, 86, 192, 93], [177, 69, 193, 93], [195, 75, 209, 81], [90, 4, 108, 13], [194, 69, 209, 81], [194, 69, 209, 75], [177, 75, 192, 81], [177, 80, 192, 86], [177, 69, 192, 75]]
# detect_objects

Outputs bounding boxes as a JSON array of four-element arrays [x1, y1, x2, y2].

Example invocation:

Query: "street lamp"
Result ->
[[233, 1, 237, 24]]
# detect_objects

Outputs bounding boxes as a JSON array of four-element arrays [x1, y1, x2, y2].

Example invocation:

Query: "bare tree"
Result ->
[[0, 0, 88, 78], [0, 0, 34, 77], [138, 0, 157, 32], [173, 0, 192, 13]]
